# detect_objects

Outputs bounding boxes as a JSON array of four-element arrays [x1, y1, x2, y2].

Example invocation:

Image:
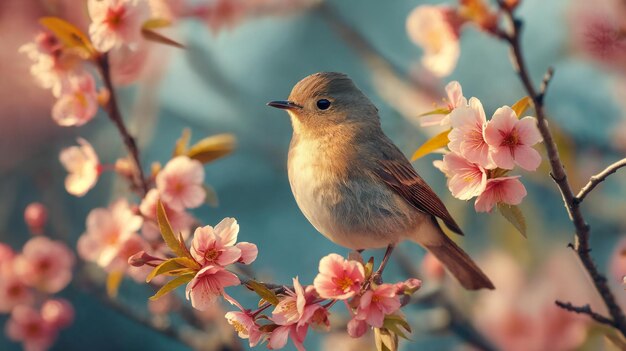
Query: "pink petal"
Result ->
[[347, 318, 368, 338], [513, 145, 542, 171], [489, 146, 516, 170], [516, 117, 543, 146], [216, 246, 242, 266], [215, 217, 239, 246], [268, 325, 290, 350], [236, 242, 258, 264]]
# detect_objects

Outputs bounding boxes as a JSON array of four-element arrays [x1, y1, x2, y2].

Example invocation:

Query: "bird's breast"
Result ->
[[287, 136, 419, 249]]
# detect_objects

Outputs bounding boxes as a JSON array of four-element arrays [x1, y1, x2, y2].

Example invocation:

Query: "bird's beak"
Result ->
[[267, 100, 302, 110]]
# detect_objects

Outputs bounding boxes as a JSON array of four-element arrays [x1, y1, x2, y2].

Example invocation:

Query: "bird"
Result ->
[[267, 72, 494, 290]]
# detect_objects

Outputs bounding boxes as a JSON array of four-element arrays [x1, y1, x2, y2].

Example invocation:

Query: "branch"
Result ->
[[555, 300, 615, 327], [395, 251, 499, 351], [576, 158, 626, 203], [96, 53, 149, 196], [496, 2, 626, 337]]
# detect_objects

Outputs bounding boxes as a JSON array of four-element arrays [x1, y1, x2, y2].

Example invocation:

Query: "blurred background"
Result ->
[[1, 0, 626, 350]]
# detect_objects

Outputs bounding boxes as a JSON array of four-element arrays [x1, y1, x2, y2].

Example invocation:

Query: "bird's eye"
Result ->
[[316, 99, 331, 110]]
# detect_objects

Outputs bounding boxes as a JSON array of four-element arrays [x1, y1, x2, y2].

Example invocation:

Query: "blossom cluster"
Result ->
[[423, 81, 543, 213], [0, 205, 75, 351], [223, 253, 419, 350], [406, 0, 503, 77]]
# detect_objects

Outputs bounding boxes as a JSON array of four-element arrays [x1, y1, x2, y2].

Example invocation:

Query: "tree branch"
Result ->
[[576, 158, 626, 203], [96, 53, 149, 196], [555, 300, 615, 327], [496, 1, 626, 336]]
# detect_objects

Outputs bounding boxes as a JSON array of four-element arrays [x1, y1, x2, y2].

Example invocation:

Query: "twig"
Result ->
[[496, 1, 626, 336], [395, 251, 498, 351], [576, 158, 626, 203], [95, 53, 149, 196], [555, 301, 615, 327]]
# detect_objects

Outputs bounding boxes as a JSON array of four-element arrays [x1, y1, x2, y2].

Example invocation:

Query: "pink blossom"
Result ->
[[139, 189, 194, 241], [355, 284, 401, 328], [272, 277, 307, 326], [41, 299, 74, 329], [59, 138, 100, 197], [156, 156, 206, 210], [118, 234, 151, 282], [267, 324, 307, 351], [313, 254, 365, 300], [24, 203, 48, 235], [448, 97, 494, 168], [236, 242, 258, 265], [406, 5, 462, 77], [484, 106, 543, 171], [420, 80, 468, 127], [0, 273, 33, 313], [185, 265, 240, 311], [224, 297, 263, 348], [474, 176, 527, 212], [347, 317, 368, 338], [13, 237, 74, 294], [77, 199, 143, 269], [437, 152, 487, 200], [394, 278, 422, 295], [52, 74, 98, 127], [5, 305, 56, 351], [88, 0, 149, 52], [190, 218, 248, 267], [19, 31, 84, 97]]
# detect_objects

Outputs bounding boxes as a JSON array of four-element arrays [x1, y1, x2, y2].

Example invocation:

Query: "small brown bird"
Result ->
[[268, 72, 494, 290]]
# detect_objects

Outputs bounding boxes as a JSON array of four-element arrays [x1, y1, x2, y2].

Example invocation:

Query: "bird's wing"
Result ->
[[374, 159, 464, 236]]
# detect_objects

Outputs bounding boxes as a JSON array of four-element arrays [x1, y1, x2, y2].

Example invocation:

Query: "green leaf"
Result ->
[[39, 17, 95, 58], [384, 314, 412, 333], [157, 200, 190, 258], [146, 257, 200, 283], [142, 18, 172, 30], [245, 280, 279, 306], [149, 273, 195, 301], [364, 257, 374, 280], [411, 129, 451, 161], [497, 203, 527, 238], [383, 315, 412, 340], [186, 133, 236, 164], [418, 107, 451, 117], [511, 96, 531, 117], [106, 270, 124, 298], [141, 28, 184, 49], [173, 128, 191, 157]]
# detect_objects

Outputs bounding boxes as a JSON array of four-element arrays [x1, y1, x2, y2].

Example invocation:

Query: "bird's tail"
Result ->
[[414, 220, 494, 290]]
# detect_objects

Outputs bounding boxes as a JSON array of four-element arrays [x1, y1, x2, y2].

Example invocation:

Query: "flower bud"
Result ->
[[24, 202, 48, 235]]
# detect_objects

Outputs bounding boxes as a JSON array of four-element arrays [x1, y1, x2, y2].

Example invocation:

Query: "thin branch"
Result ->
[[395, 251, 498, 351], [496, 2, 626, 337], [576, 158, 626, 203], [96, 53, 149, 196], [555, 301, 615, 326]]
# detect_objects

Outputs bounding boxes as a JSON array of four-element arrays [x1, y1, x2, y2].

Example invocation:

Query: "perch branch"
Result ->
[[95, 53, 149, 195], [576, 158, 626, 203], [496, 1, 626, 336], [555, 301, 615, 327]]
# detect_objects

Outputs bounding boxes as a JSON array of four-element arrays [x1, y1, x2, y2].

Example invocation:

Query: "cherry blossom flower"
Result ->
[[272, 277, 307, 326], [474, 176, 527, 213], [313, 254, 365, 300], [448, 97, 494, 168], [0, 273, 33, 313], [224, 298, 263, 347], [52, 74, 98, 127], [354, 284, 401, 328], [484, 106, 543, 171], [420, 80, 468, 127], [190, 218, 258, 267], [19, 31, 84, 97], [88, 0, 149, 52], [156, 156, 206, 210], [24, 203, 48, 235], [139, 189, 194, 241], [59, 138, 100, 197], [406, 5, 462, 77], [436, 152, 487, 200], [77, 199, 143, 269], [394, 278, 422, 295], [185, 265, 240, 311], [347, 317, 368, 338], [13, 237, 74, 294], [5, 305, 56, 351], [41, 299, 75, 329], [267, 324, 306, 351]]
